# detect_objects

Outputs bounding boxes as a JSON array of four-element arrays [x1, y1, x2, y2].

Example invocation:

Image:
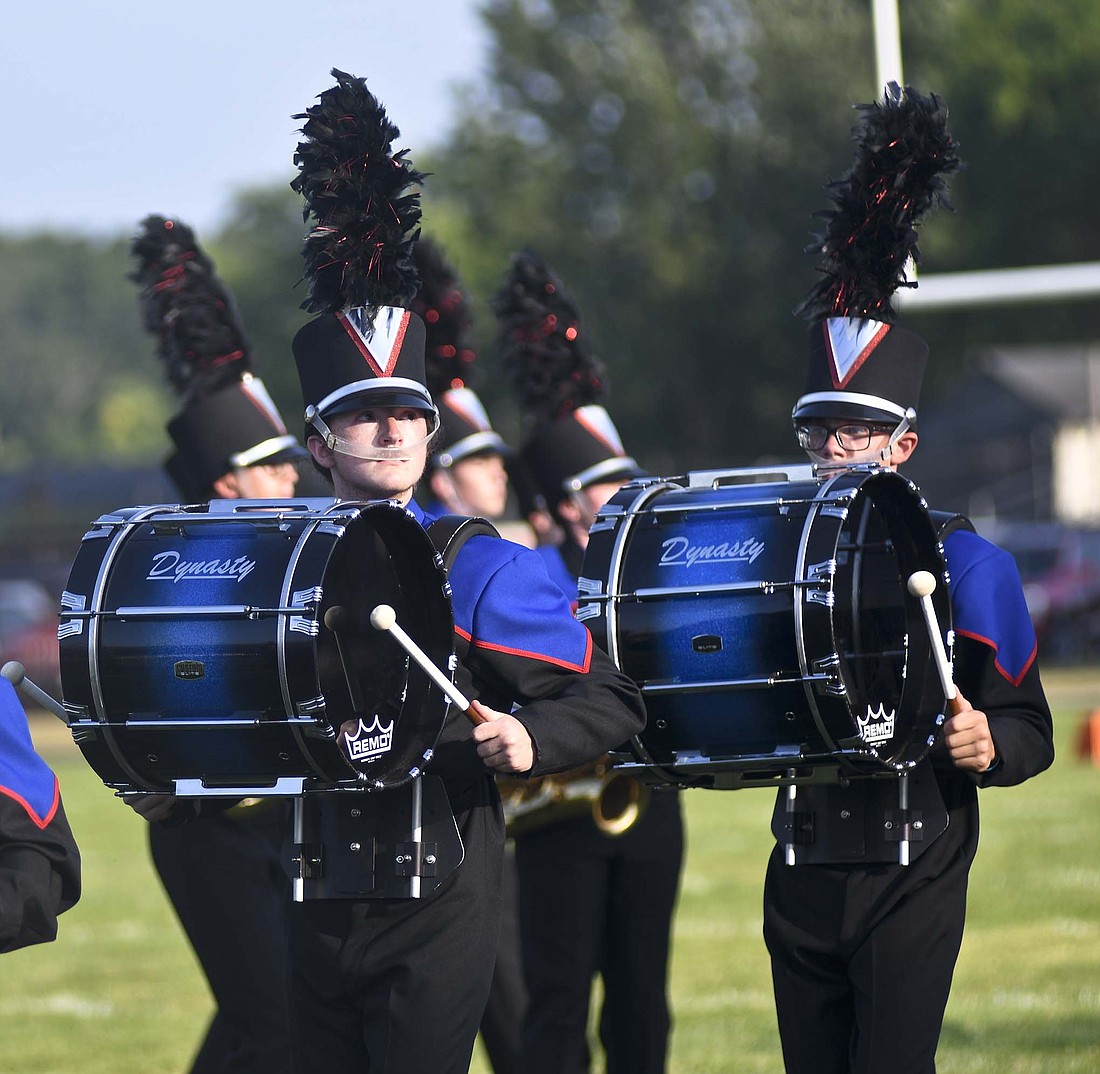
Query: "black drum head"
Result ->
[[826, 469, 950, 769], [316, 503, 454, 789]]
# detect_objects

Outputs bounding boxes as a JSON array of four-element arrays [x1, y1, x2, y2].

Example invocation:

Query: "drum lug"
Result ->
[[805, 558, 837, 581], [811, 653, 841, 674], [58, 591, 88, 638]]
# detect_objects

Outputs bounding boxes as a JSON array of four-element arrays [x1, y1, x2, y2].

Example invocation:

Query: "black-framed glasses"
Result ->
[[795, 423, 893, 452]]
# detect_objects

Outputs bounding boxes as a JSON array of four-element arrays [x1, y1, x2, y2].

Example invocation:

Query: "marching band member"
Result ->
[[413, 239, 512, 526], [129, 215, 307, 1074], [284, 70, 646, 1074], [0, 673, 80, 952], [495, 250, 684, 1074], [412, 237, 528, 1074], [763, 84, 1055, 1074]]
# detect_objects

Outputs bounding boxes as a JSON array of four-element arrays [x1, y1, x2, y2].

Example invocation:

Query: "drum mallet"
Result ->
[[1, 661, 69, 725], [906, 571, 963, 717], [369, 604, 490, 725]]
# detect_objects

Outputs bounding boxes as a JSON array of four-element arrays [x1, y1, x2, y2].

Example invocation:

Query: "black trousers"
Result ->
[[763, 840, 971, 1074], [286, 797, 503, 1074], [479, 842, 527, 1074], [148, 800, 293, 1074], [515, 790, 684, 1074]]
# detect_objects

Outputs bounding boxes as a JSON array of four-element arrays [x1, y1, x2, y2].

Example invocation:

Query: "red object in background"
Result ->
[[0, 578, 62, 701], [989, 522, 1100, 662]]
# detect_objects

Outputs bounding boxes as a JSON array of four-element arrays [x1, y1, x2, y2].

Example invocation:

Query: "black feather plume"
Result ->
[[411, 239, 477, 398], [129, 214, 251, 399], [291, 68, 425, 318], [796, 82, 962, 323], [492, 250, 607, 423]]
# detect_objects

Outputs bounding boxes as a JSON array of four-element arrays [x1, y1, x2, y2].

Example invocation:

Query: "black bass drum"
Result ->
[[577, 465, 951, 788], [58, 499, 453, 795]]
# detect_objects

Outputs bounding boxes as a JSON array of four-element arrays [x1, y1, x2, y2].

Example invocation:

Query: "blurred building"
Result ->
[[906, 343, 1100, 523], [907, 343, 1100, 661]]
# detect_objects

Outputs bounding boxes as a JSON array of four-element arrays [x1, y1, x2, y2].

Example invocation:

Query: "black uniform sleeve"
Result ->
[[0, 791, 81, 953], [951, 635, 1055, 789]]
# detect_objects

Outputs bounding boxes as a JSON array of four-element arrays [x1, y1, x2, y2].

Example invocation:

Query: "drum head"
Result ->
[[816, 469, 950, 769], [316, 502, 454, 789]]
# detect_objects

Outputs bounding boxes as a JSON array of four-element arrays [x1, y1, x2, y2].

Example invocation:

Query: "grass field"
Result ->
[[2, 670, 1098, 1074]]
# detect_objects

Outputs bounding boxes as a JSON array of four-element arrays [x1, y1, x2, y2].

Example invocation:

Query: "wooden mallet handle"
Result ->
[[906, 572, 964, 717], [369, 605, 490, 725]]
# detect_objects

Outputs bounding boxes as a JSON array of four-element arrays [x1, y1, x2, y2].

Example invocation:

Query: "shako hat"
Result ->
[[494, 249, 640, 504], [130, 214, 307, 500], [289, 69, 436, 435], [412, 238, 508, 469], [792, 83, 961, 428]]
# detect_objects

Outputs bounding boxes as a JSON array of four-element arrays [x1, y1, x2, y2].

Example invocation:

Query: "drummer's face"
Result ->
[[800, 419, 917, 470], [310, 405, 430, 504]]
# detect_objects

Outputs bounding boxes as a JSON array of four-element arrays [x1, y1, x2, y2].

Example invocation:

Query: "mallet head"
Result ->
[[906, 571, 938, 599], [369, 604, 398, 631]]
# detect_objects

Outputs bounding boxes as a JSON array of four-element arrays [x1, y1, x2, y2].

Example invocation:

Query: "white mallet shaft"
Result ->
[[369, 605, 487, 724], [906, 571, 957, 705], [0, 661, 69, 724]]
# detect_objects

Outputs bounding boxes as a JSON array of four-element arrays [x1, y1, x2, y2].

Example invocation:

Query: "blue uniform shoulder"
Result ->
[[446, 536, 592, 670], [943, 528, 1037, 685], [0, 679, 61, 826], [534, 543, 578, 601]]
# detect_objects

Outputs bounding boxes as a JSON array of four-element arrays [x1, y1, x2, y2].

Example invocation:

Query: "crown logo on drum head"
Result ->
[[342, 714, 395, 764], [857, 702, 896, 745]]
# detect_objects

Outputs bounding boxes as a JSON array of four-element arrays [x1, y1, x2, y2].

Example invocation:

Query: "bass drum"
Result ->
[[577, 465, 951, 788], [58, 499, 453, 795]]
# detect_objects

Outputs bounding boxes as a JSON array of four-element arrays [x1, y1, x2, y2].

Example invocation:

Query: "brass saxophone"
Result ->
[[497, 755, 650, 837]]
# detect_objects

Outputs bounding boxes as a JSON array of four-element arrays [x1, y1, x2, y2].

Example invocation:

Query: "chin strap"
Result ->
[[305, 405, 438, 461], [880, 407, 917, 462]]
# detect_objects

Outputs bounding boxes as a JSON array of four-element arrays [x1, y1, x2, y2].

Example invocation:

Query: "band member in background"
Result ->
[[412, 237, 528, 1074], [284, 70, 646, 1074], [0, 672, 80, 952], [128, 216, 309, 1074], [412, 239, 512, 525], [763, 85, 1055, 1074], [495, 250, 684, 1074]]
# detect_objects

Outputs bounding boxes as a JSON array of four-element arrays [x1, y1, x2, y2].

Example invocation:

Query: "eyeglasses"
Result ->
[[795, 423, 894, 452]]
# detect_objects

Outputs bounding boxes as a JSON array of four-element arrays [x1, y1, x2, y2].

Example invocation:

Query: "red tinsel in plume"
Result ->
[[291, 68, 425, 319], [795, 82, 962, 324], [411, 238, 477, 398], [492, 249, 607, 424], [129, 214, 251, 400]]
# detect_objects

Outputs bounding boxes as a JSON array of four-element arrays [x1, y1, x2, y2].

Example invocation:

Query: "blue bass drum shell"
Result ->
[[577, 466, 950, 788], [58, 499, 453, 794]]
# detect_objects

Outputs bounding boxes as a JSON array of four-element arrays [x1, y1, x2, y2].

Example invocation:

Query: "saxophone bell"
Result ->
[[499, 756, 649, 837]]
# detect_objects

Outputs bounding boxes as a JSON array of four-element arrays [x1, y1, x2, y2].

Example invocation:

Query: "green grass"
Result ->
[[4, 671, 1100, 1073]]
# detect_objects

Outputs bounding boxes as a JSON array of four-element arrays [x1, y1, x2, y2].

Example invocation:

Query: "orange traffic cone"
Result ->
[[1075, 709, 1100, 765]]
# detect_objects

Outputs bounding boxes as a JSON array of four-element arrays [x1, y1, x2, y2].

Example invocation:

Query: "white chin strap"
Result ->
[[307, 408, 438, 462], [879, 408, 917, 462]]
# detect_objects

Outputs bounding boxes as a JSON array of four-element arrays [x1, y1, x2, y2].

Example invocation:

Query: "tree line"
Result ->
[[2, 0, 1098, 489]]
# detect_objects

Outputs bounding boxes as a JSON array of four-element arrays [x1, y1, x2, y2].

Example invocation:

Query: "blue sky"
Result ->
[[1, 1, 489, 236]]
